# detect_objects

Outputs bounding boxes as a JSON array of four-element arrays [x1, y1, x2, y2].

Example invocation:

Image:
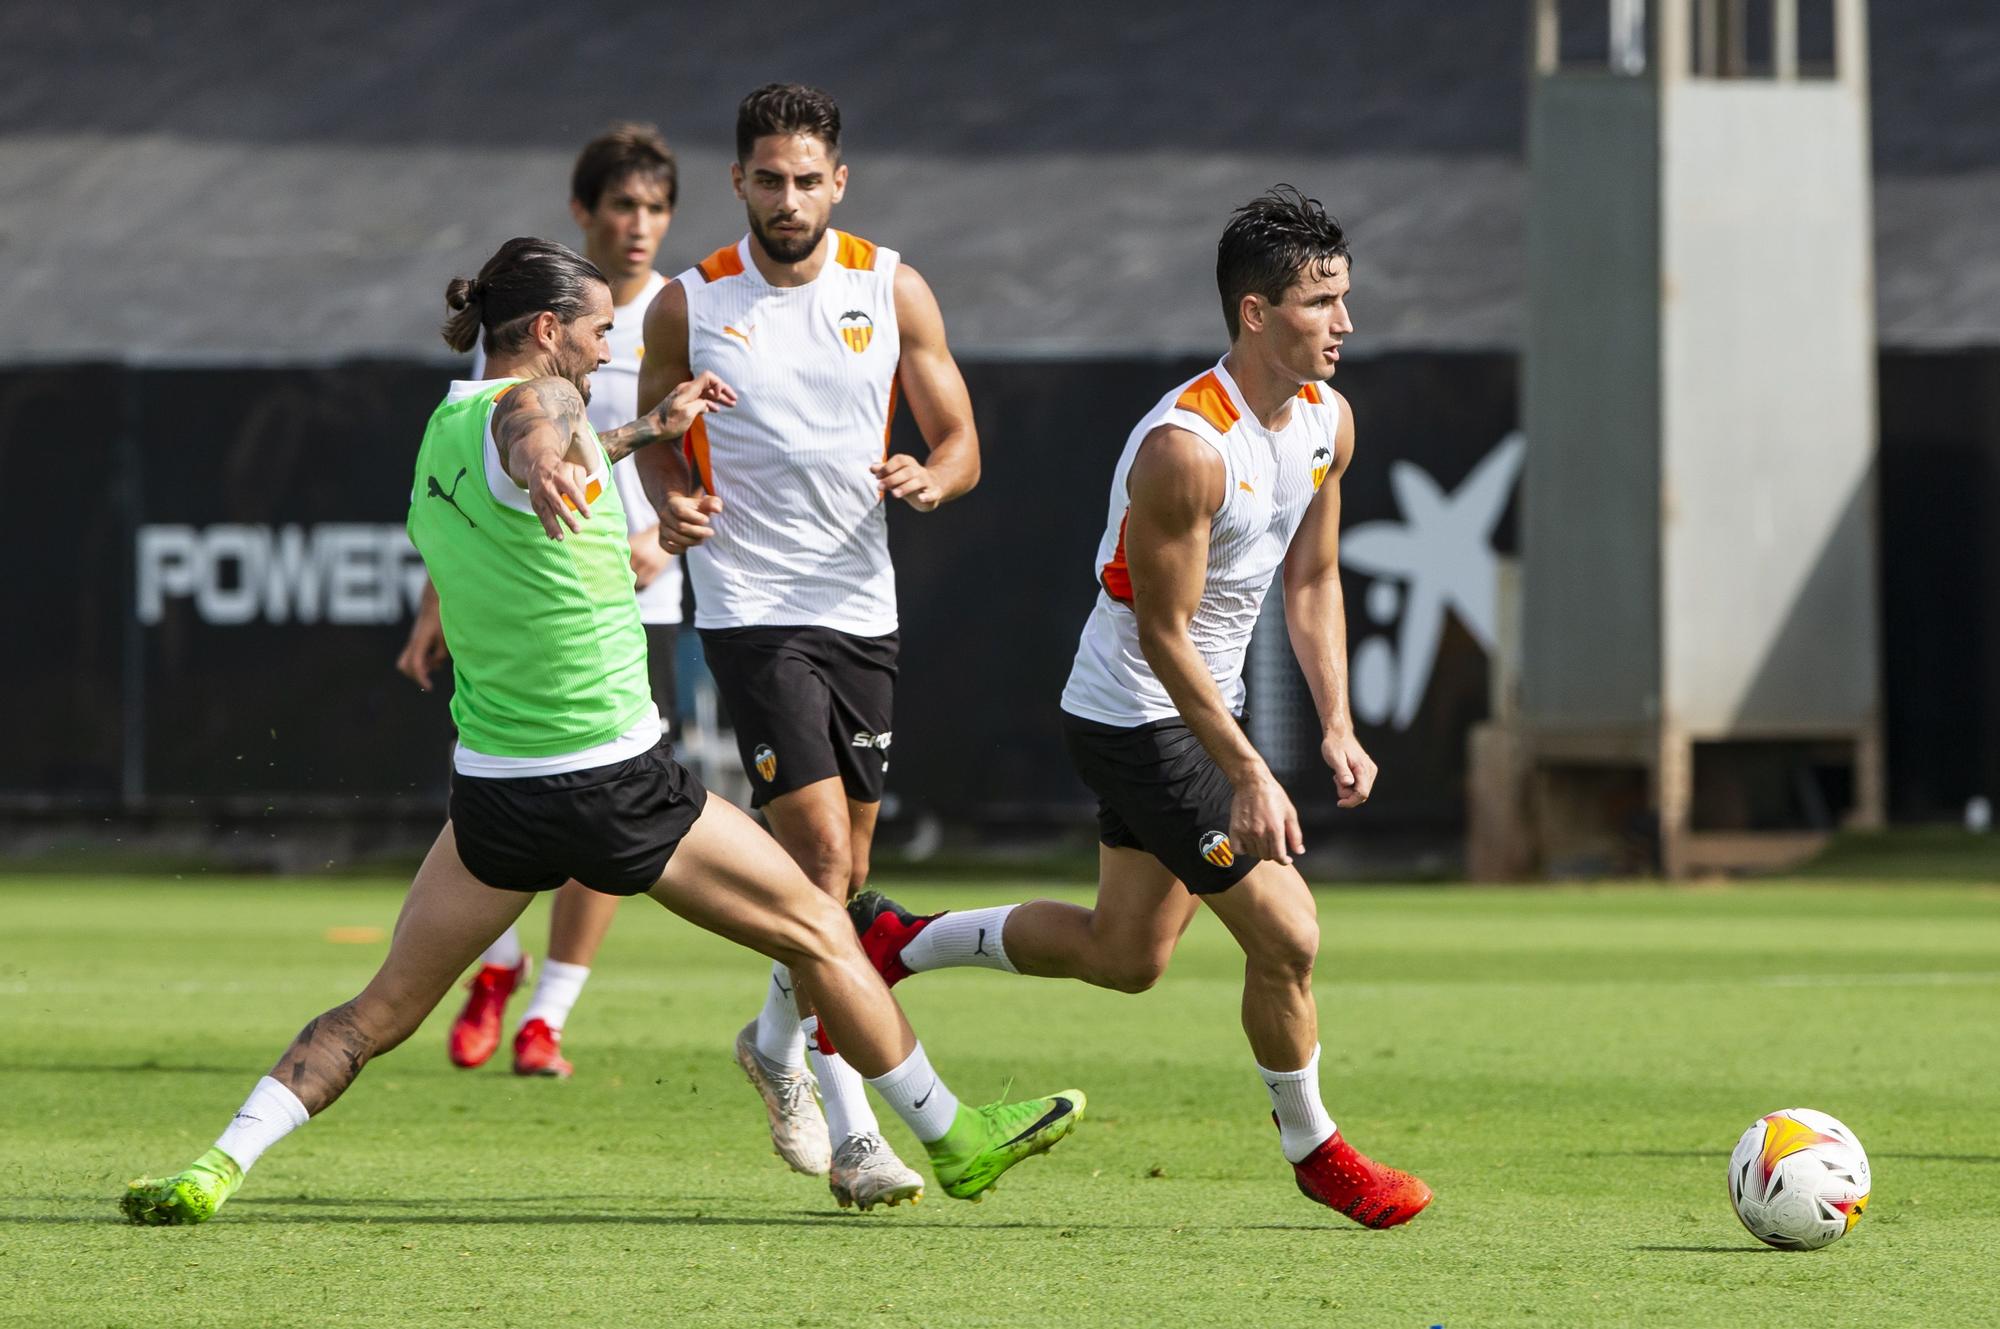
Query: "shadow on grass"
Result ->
[[1576, 1150, 1717, 1160], [22, 1203, 1352, 1234], [1631, 1245, 1771, 1255]]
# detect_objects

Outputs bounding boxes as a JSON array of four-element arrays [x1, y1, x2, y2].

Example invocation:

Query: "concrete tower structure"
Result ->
[[1494, 0, 1882, 876]]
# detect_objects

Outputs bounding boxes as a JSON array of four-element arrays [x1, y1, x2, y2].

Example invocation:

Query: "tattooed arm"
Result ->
[[494, 371, 738, 541], [490, 376, 599, 540], [599, 368, 737, 466]]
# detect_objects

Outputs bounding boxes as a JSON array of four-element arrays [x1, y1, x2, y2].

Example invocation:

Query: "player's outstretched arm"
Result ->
[[1126, 427, 1304, 865], [600, 370, 736, 466], [633, 278, 725, 552], [875, 263, 979, 512], [1281, 390, 1374, 809]]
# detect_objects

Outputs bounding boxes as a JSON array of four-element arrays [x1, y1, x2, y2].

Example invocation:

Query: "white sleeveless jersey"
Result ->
[[1061, 360, 1343, 728], [471, 269, 681, 623], [675, 231, 902, 635]]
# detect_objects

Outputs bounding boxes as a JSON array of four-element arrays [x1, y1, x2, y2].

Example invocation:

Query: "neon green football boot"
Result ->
[[926, 1089, 1086, 1200], [121, 1147, 244, 1226]]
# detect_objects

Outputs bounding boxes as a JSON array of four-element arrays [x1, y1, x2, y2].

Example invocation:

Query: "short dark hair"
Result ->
[[1216, 186, 1350, 340], [441, 237, 608, 355], [571, 122, 679, 212], [735, 82, 841, 162]]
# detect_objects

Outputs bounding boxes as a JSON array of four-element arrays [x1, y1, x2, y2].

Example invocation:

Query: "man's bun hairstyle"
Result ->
[[441, 237, 608, 356]]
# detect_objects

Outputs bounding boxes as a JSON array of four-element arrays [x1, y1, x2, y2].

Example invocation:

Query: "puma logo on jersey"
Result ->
[[1311, 445, 1334, 490], [723, 323, 754, 347], [1238, 479, 1256, 495], [426, 467, 477, 528], [753, 743, 777, 782], [838, 310, 874, 353], [1198, 830, 1235, 868]]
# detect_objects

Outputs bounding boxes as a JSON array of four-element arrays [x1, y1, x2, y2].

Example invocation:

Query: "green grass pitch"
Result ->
[[2, 871, 1996, 1327]]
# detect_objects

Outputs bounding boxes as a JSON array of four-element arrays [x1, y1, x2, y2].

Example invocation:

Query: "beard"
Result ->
[[557, 333, 596, 404], [749, 210, 827, 264]]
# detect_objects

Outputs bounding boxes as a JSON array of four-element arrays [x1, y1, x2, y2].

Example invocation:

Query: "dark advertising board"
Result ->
[[121, 366, 456, 809], [4, 351, 1985, 837]]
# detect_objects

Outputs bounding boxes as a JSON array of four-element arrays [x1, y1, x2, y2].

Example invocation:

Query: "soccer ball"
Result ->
[[1727, 1108, 1871, 1250]]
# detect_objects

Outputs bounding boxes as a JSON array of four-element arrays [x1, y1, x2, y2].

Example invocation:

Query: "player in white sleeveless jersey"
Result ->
[[851, 189, 1434, 1228], [394, 125, 685, 1080], [636, 85, 981, 1211]]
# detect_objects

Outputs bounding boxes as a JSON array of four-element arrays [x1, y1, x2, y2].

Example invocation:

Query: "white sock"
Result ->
[[479, 927, 523, 971], [1260, 1045, 1338, 1164], [900, 906, 1018, 974], [213, 1076, 310, 1172], [520, 959, 590, 1031], [866, 1041, 960, 1144], [802, 1016, 881, 1144], [753, 963, 805, 1069]]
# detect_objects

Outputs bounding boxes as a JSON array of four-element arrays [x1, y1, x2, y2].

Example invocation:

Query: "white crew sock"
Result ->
[[802, 1016, 881, 1144], [478, 926, 524, 971], [1260, 1044, 1338, 1164], [213, 1076, 311, 1172], [520, 959, 590, 1031], [865, 1041, 961, 1144], [752, 962, 805, 1069], [900, 905, 1019, 974]]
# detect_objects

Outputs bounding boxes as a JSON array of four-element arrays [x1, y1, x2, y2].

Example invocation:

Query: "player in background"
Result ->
[[396, 124, 683, 1080], [121, 236, 1083, 1227], [634, 84, 981, 1210], [848, 189, 1433, 1228]]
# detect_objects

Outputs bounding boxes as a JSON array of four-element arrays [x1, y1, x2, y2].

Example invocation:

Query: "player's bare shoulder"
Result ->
[[1131, 424, 1227, 518], [493, 376, 586, 436], [891, 262, 945, 338], [643, 277, 690, 350], [1322, 386, 1357, 479]]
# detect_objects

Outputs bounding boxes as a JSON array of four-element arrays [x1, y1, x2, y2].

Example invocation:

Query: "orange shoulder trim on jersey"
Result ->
[[1100, 509, 1134, 605], [1174, 371, 1241, 435], [1297, 381, 1324, 405], [683, 415, 714, 494], [697, 244, 745, 283], [834, 232, 878, 271]]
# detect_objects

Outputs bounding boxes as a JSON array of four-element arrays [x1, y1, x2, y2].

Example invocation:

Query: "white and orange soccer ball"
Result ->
[[1727, 1108, 1871, 1250]]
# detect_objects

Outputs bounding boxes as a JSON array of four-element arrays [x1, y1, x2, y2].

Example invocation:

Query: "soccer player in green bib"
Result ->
[[121, 236, 1083, 1225]]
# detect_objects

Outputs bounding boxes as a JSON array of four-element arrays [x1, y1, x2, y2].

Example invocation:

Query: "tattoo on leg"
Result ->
[[268, 1001, 377, 1115]]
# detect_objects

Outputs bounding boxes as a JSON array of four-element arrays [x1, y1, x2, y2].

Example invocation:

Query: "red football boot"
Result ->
[[1289, 1126, 1433, 1229], [512, 1018, 573, 1079], [447, 957, 526, 1068], [845, 890, 938, 987]]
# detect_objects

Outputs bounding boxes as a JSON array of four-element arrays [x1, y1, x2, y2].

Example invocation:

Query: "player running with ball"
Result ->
[[850, 188, 1432, 1228], [119, 236, 1082, 1226]]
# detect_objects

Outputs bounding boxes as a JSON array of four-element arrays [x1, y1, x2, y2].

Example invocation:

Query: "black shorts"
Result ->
[[699, 626, 896, 808], [643, 622, 682, 741], [449, 738, 707, 895], [1061, 711, 1257, 895]]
